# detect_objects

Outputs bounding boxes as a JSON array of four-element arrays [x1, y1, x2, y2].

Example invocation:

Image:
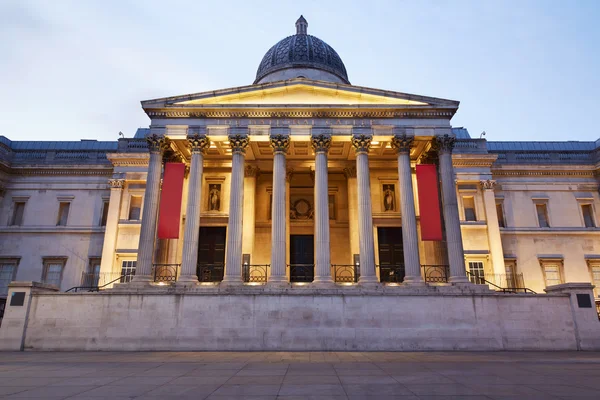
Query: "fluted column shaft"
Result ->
[[133, 134, 165, 282], [269, 134, 290, 283], [392, 135, 423, 284], [344, 168, 360, 264], [242, 166, 259, 258], [179, 134, 210, 282], [312, 134, 333, 284], [435, 135, 469, 283], [352, 134, 378, 283], [481, 180, 506, 285], [99, 179, 124, 280], [223, 134, 249, 284]]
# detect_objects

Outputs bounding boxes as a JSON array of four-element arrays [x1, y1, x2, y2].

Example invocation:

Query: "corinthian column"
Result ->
[[433, 134, 469, 284], [178, 133, 210, 284], [242, 166, 259, 262], [391, 134, 424, 285], [351, 132, 378, 284], [133, 134, 166, 283], [268, 132, 290, 284], [99, 178, 124, 282], [311, 132, 333, 285], [481, 179, 506, 285], [222, 133, 249, 284]]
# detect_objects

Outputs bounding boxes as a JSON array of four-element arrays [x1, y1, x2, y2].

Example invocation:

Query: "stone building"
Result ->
[[1, 16, 600, 305]]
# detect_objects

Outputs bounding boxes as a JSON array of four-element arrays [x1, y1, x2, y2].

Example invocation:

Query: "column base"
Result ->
[[266, 278, 290, 288], [358, 276, 380, 287], [311, 278, 335, 289], [403, 276, 426, 286], [449, 276, 472, 285], [220, 278, 244, 287], [130, 275, 153, 285], [175, 275, 199, 288]]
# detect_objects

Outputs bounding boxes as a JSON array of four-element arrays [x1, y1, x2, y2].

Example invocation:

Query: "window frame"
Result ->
[[100, 199, 110, 227], [41, 257, 68, 288], [533, 200, 550, 228], [56, 201, 71, 226], [467, 260, 486, 284], [579, 202, 596, 228], [586, 260, 600, 299], [462, 195, 477, 222], [495, 201, 506, 228], [120, 259, 137, 283], [128, 195, 143, 221], [0, 258, 20, 297], [539, 258, 564, 288], [87, 257, 102, 287]]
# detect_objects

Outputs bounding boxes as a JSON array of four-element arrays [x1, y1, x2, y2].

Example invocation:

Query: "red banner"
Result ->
[[416, 164, 443, 241], [157, 163, 185, 239]]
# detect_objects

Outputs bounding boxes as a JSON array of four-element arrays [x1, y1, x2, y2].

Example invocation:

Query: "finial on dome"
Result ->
[[296, 15, 308, 35]]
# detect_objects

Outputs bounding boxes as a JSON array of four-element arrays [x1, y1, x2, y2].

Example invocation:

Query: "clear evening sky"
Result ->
[[1, 0, 599, 142]]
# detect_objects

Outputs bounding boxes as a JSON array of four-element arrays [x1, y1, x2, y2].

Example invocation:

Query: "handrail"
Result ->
[[65, 273, 134, 293], [465, 270, 536, 294]]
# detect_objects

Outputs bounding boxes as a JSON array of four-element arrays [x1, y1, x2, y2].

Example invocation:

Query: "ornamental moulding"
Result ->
[[10, 168, 113, 176], [146, 110, 455, 119], [492, 170, 595, 177]]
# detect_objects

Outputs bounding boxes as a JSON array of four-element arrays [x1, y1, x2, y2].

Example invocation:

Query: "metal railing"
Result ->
[[243, 264, 269, 283], [289, 264, 314, 283], [378, 264, 405, 283], [153, 264, 180, 283], [80, 272, 133, 287], [465, 270, 536, 294], [421, 265, 450, 283], [332, 264, 360, 283], [66, 273, 135, 293], [197, 263, 224, 282]]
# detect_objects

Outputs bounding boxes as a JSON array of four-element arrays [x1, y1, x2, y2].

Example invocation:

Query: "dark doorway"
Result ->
[[197, 226, 226, 282], [377, 227, 405, 283], [289, 234, 314, 282]]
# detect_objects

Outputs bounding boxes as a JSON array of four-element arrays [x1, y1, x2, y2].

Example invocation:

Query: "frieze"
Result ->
[[492, 170, 595, 177], [10, 168, 113, 176], [146, 110, 455, 119]]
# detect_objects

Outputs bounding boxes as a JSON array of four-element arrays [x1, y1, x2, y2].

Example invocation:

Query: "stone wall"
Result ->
[[3, 283, 598, 352]]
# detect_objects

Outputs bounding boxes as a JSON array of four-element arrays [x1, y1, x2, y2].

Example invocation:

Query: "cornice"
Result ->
[[145, 109, 455, 119], [452, 154, 497, 168], [9, 167, 112, 177], [106, 153, 151, 167], [492, 169, 595, 178]]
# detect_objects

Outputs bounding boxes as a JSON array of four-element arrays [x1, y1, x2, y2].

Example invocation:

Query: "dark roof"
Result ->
[[487, 141, 596, 152], [0, 136, 117, 151]]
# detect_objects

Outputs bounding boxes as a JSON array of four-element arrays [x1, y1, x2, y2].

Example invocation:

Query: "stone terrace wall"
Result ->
[[10, 287, 598, 351]]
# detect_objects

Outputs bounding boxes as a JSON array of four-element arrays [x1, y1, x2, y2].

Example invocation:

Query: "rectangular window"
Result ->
[[536, 203, 550, 228], [120, 260, 136, 283], [463, 196, 476, 221], [100, 201, 110, 227], [591, 265, 600, 298], [128, 196, 142, 220], [86, 258, 101, 287], [543, 264, 562, 287], [0, 262, 17, 297], [42, 259, 66, 288], [11, 202, 26, 226], [468, 261, 485, 284], [505, 263, 516, 288], [581, 204, 595, 228], [56, 202, 70, 226], [496, 202, 505, 228]]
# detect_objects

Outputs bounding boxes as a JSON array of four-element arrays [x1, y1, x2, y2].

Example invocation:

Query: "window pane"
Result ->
[[100, 201, 109, 226], [544, 265, 561, 287], [57, 202, 70, 226], [496, 203, 505, 227], [536, 204, 549, 228], [592, 266, 600, 297], [0, 264, 16, 296], [120, 261, 136, 283], [468, 261, 485, 284], [44, 263, 63, 287], [11, 203, 25, 226], [463, 197, 476, 221], [129, 196, 142, 220], [582, 205, 595, 228]]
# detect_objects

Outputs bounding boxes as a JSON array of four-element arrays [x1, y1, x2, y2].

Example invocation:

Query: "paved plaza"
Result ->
[[0, 352, 599, 399]]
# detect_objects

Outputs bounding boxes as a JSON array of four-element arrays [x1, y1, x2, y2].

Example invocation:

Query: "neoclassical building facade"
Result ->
[[1, 17, 600, 303]]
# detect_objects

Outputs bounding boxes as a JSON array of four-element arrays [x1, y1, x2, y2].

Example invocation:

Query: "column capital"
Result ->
[[229, 134, 249, 154], [187, 134, 210, 154], [480, 179, 497, 190], [270, 134, 290, 154], [245, 165, 260, 178], [343, 166, 357, 179], [146, 134, 168, 154], [431, 134, 456, 154], [391, 134, 415, 154], [311, 134, 332, 153], [108, 178, 125, 190], [351, 134, 372, 154]]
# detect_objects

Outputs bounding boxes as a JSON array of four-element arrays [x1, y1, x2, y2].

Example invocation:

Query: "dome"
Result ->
[[254, 16, 350, 85]]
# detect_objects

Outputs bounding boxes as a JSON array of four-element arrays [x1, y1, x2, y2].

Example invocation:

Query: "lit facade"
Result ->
[[1, 17, 600, 303]]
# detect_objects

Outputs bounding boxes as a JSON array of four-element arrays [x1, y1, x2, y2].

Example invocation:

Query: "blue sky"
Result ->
[[1, 0, 599, 142]]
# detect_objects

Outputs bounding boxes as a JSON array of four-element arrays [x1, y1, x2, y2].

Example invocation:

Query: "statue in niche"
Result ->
[[383, 184, 395, 211], [208, 184, 221, 211]]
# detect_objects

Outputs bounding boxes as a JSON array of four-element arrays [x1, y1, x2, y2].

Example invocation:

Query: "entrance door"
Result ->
[[197, 227, 226, 282], [377, 227, 405, 283], [290, 235, 314, 282]]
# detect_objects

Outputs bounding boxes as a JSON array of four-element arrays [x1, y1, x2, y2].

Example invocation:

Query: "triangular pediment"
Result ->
[[141, 79, 459, 110]]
